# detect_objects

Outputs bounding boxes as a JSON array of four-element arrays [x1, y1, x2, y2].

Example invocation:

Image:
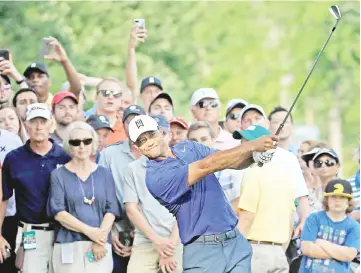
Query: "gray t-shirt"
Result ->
[[123, 156, 176, 245], [47, 166, 121, 243], [0, 129, 23, 217], [99, 140, 136, 232]]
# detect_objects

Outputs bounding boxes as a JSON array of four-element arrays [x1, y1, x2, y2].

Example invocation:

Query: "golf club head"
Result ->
[[329, 5, 341, 20]]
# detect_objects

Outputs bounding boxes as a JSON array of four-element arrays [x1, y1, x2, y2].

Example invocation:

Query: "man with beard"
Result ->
[[23, 37, 81, 107], [50, 91, 78, 145]]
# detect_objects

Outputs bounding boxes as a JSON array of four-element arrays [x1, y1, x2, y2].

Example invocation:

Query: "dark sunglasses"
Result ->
[[314, 159, 337, 168], [69, 138, 93, 147], [196, 100, 220, 109], [228, 113, 241, 120], [98, 89, 122, 98]]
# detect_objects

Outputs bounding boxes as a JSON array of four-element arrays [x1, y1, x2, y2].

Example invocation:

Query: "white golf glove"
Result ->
[[253, 149, 276, 165]]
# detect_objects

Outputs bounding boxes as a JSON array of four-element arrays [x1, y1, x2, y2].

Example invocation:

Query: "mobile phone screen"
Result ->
[[0, 49, 10, 60]]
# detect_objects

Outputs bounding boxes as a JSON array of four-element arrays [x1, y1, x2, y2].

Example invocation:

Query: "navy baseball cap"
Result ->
[[148, 93, 173, 112], [324, 179, 353, 199], [233, 125, 271, 140], [23, 62, 49, 78], [122, 105, 146, 122], [150, 114, 170, 132], [87, 115, 113, 132], [140, 76, 163, 93]]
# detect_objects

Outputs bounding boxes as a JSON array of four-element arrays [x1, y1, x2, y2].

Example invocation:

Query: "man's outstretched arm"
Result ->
[[187, 135, 278, 186]]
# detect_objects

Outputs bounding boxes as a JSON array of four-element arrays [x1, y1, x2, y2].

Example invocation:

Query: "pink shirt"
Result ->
[[215, 127, 240, 150]]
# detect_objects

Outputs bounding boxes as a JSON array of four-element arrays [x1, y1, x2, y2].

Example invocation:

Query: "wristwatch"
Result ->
[[16, 78, 26, 85]]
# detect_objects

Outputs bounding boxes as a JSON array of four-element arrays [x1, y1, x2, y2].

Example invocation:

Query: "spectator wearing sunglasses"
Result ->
[[50, 91, 79, 146], [0, 103, 71, 272], [190, 88, 239, 150], [302, 148, 340, 212], [48, 121, 120, 273], [99, 104, 146, 273], [224, 99, 248, 134], [94, 78, 127, 145], [148, 93, 174, 122]]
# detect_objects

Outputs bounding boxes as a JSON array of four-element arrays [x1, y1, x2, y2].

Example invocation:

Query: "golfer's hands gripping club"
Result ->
[[249, 135, 279, 166]]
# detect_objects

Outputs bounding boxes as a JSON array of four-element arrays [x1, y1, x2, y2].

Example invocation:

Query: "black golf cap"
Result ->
[[324, 179, 353, 199], [87, 115, 113, 132], [23, 62, 49, 78], [148, 93, 173, 112], [122, 105, 146, 122], [140, 76, 163, 93]]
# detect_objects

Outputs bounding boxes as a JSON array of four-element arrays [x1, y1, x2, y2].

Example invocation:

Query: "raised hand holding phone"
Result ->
[[42, 37, 69, 63], [129, 19, 147, 48]]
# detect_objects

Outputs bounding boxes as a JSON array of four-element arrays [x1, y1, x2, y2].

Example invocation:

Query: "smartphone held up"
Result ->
[[40, 38, 52, 58], [0, 49, 10, 61], [134, 19, 145, 29]]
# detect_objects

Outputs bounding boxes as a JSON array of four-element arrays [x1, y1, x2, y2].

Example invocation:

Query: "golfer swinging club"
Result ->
[[128, 115, 279, 273]]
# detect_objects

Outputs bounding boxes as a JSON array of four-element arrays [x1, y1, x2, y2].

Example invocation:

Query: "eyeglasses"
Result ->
[[314, 159, 337, 168], [228, 113, 241, 120], [69, 138, 93, 147], [98, 89, 122, 98], [196, 100, 220, 109], [0, 84, 11, 90]]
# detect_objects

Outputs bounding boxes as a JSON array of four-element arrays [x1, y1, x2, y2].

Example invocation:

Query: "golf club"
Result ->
[[258, 5, 342, 167]]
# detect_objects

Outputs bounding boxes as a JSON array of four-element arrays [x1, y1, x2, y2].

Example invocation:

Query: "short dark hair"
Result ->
[[12, 88, 39, 107], [268, 106, 293, 123], [1, 75, 11, 85]]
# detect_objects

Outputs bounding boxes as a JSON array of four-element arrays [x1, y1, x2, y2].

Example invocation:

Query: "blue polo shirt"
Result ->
[[146, 140, 237, 245], [2, 140, 71, 224]]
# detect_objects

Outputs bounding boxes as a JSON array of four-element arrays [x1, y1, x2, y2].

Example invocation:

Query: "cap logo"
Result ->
[[247, 125, 256, 131], [333, 183, 344, 194], [135, 119, 144, 129], [31, 63, 36, 68], [30, 106, 46, 111], [149, 77, 155, 83], [129, 105, 136, 110], [99, 115, 109, 124]]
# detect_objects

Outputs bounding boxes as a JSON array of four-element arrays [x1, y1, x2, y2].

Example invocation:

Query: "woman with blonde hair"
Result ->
[[0, 105, 28, 143], [47, 121, 120, 273]]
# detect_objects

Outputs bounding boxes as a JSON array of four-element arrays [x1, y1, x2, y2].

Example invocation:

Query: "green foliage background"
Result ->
[[0, 1, 359, 175]]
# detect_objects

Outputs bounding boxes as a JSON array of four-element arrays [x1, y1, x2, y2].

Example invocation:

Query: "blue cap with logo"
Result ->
[[122, 105, 146, 122], [140, 76, 163, 93], [233, 125, 271, 140], [150, 115, 170, 133]]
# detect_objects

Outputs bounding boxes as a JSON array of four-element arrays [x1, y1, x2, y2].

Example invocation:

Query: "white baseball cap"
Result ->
[[128, 115, 159, 142], [190, 88, 219, 106], [26, 103, 52, 121], [226, 99, 248, 116], [239, 104, 267, 120]]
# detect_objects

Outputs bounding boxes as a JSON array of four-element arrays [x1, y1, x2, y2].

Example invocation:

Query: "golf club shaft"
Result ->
[[275, 19, 340, 136], [258, 19, 340, 167]]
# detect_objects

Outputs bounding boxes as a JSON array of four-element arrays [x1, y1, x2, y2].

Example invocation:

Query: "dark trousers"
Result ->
[[0, 216, 18, 273], [112, 251, 130, 273]]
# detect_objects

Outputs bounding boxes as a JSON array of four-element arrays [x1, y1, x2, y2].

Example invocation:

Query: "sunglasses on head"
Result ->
[[69, 138, 93, 147], [228, 113, 241, 120], [314, 159, 337, 168], [98, 89, 122, 98], [196, 100, 220, 109]]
